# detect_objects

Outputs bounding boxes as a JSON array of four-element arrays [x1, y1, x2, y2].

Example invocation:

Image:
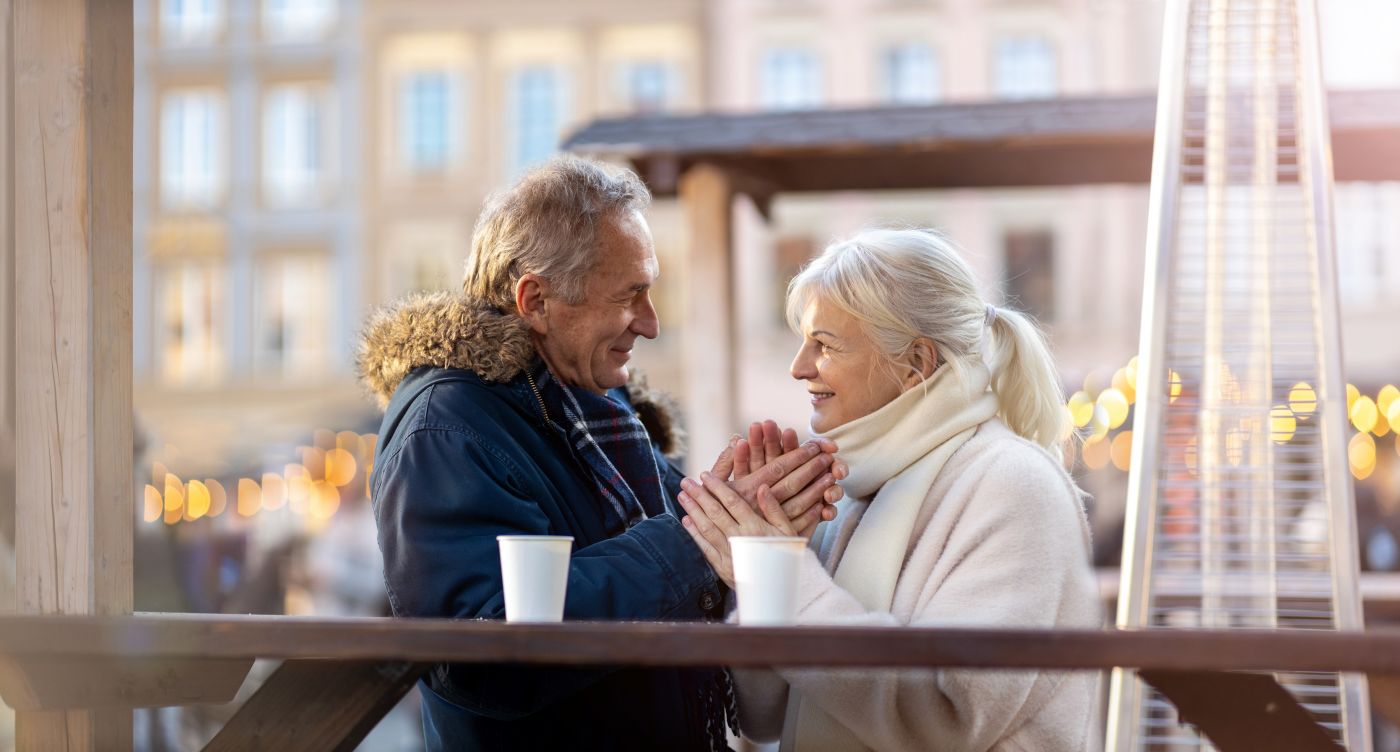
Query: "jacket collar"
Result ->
[[356, 291, 685, 457]]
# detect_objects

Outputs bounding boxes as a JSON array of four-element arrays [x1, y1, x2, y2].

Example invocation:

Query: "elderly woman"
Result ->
[[677, 228, 1102, 751]]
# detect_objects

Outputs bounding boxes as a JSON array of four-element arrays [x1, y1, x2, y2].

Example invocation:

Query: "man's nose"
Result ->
[[633, 296, 660, 339]]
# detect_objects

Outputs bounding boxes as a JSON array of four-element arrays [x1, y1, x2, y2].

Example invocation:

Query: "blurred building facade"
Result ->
[[127, 0, 1400, 580]]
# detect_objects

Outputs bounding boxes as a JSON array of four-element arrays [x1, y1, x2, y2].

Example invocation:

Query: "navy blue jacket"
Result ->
[[361, 294, 725, 750]]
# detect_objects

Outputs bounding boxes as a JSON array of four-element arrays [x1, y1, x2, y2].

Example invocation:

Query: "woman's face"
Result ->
[[790, 298, 904, 433]]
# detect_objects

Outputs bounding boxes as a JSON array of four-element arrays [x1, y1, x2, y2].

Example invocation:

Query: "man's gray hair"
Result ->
[[464, 155, 652, 311]]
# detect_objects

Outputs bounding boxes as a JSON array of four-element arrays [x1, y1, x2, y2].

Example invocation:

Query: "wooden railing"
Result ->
[[2, 614, 1399, 751]]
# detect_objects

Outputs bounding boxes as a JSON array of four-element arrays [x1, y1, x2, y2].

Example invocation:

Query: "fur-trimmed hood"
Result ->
[[357, 291, 685, 457]]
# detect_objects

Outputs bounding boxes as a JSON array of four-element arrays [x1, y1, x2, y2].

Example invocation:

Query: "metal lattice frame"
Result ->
[[1107, 0, 1369, 749]]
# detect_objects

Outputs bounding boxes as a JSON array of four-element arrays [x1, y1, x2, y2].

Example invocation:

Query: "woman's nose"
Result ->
[[790, 346, 816, 380]]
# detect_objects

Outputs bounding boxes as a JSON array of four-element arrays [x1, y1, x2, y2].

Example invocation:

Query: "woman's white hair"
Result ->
[[786, 228, 1069, 451]]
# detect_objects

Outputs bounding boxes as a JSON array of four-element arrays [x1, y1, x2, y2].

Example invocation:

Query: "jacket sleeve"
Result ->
[[373, 423, 722, 719], [772, 458, 1099, 752]]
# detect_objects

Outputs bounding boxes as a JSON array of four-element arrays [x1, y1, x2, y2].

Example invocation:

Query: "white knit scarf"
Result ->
[[781, 360, 999, 751]]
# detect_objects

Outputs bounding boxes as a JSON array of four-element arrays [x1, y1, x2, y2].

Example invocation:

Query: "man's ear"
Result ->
[[515, 274, 550, 335], [902, 337, 939, 389]]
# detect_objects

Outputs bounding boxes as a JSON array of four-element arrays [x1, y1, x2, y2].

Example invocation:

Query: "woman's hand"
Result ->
[[677, 471, 821, 589], [706, 420, 848, 527]]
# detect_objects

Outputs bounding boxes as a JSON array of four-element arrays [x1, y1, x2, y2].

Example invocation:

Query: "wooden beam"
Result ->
[[1139, 670, 1343, 751], [0, 656, 252, 711], [7, 615, 1400, 675], [204, 661, 427, 752], [677, 164, 737, 473], [0, 0, 12, 442], [12, 0, 133, 748], [1369, 674, 1400, 731]]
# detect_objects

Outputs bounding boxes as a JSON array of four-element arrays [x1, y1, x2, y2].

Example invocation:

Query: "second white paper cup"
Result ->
[[729, 536, 807, 625], [497, 535, 574, 623]]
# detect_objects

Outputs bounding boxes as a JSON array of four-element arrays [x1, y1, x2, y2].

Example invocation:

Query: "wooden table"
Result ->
[[2, 614, 1395, 750]]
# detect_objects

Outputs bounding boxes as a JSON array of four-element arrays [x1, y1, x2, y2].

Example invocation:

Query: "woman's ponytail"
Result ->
[[985, 305, 1070, 451]]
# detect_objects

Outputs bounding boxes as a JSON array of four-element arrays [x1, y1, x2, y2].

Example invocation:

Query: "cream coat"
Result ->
[[733, 420, 1104, 752]]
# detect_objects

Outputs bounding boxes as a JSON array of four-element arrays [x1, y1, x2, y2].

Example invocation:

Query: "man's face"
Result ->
[[536, 210, 660, 394]]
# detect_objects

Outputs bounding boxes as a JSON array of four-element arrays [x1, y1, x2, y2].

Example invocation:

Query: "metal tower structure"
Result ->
[[1107, 0, 1370, 749]]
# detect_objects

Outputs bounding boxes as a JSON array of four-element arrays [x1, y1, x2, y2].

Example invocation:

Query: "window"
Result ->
[[156, 261, 225, 385], [1002, 229, 1056, 322], [262, 0, 336, 42], [254, 254, 330, 379], [993, 37, 1057, 100], [263, 84, 332, 208], [161, 0, 223, 45], [511, 67, 563, 175], [882, 43, 940, 104], [399, 71, 459, 174], [761, 49, 823, 110], [620, 61, 673, 114], [161, 89, 226, 210]]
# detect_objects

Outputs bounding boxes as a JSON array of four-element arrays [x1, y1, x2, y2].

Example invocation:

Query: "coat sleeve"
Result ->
[[373, 424, 721, 719], [773, 456, 1099, 752]]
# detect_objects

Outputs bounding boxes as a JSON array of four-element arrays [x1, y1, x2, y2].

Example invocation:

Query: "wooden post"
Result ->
[[677, 164, 737, 474], [13, 0, 133, 749]]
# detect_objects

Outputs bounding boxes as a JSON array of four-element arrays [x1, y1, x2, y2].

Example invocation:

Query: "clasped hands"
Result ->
[[678, 420, 847, 588]]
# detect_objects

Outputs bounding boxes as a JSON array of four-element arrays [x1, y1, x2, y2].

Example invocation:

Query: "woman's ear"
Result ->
[[515, 274, 550, 335], [902, 338, 939, 389]]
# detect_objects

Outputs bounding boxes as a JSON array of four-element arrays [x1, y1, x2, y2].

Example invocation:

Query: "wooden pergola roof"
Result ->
[[565, 89, 1400, 195]]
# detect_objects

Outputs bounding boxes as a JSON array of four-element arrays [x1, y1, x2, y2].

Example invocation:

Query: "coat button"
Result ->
[[699, 591, 719, 612]]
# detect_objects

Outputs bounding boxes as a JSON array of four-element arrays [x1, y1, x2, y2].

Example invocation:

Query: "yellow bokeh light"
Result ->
[[336, 430, 360, 454], [1349, 432, 1376, 480], [1089, 405, 1111, 439], [311, 480, 341, 521], [1270, 405, 1297, 444], [362, 433, 379, 463], [1288, 382, 1316, 418], [287, 463, 312, 515], [1225, 428, 1245, 467], [206, 479, 227, 517], [186, 480, 211, 520], [1112, 368, 1136, 405], [1082, 436, 1110, 470], [1351, 396, 1379, 433], [300, 447, 326, 481], [325, 447, 358, 487], [1219, 364, 1240, 404], [1375, 416, 1392, 438], [1347, 384, 1360, 413], [1067, 391, 1094, 428], [1125, 356, 1139, 391], [152, 461, 169, 487], [1082, 371, 1107, 398], [1168, 370, 1182, 403], [163, 474, 184, 525], [261, 473, 286, 510], [142, 485, 162, 523], [1379, 385, 1399, 415], [1098, 388, 1130, 429], [1388, 400, 1400, 434], [238, 478, 261, 517], [1110, 431, 1134, 471]]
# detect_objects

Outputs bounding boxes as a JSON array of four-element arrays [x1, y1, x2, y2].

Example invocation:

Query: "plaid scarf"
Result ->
[[529, 362, 736, 751], [530, 362, 669, 529]]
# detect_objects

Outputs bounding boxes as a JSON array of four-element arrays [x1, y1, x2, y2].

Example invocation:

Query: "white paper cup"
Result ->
[[497, 535, 574, 623], [729, 536, 807, 625]]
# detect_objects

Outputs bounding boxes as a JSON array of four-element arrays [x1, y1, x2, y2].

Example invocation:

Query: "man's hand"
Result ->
[[706, 420, 848, 536]]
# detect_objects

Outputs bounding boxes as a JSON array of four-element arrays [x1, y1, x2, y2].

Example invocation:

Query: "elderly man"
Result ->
[[358, 156, 842, 750]]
